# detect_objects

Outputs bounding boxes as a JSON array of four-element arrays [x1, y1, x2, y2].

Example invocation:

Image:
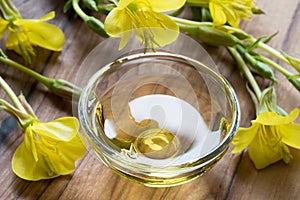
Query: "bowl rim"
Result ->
[[78, 51, 241, 170]]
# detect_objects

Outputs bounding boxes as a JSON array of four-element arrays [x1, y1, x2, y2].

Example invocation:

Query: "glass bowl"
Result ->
[[77, 49, 240, 187], [75, 31, 240, 187]]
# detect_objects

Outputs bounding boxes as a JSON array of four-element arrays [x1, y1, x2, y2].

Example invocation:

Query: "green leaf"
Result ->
[[287, 75, 300, 92]]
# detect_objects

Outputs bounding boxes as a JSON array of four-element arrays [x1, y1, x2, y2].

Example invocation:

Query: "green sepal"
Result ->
[[262, 32, 278, 44], [258, 86, 277, 114], [281, 51, 300, 73], [63, 0, 73, 13], [287, 75, 300, 92], [0, 97, 37, 132], [247, 32, 278, 52], [251, 7, 265, 15]]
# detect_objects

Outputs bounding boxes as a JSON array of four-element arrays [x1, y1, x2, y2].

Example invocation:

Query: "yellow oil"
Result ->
[[93, 94, 228, 187], [95, 103, 181, 159]]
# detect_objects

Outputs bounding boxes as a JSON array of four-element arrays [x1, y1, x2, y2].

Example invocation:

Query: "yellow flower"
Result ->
[[232, 109, 300, 169], [12, 117, 86, 181], [209, 0, 255, 27], [0, 18, 9, 38], [104, 0, 186, 50], [0, 11, 65, 62]]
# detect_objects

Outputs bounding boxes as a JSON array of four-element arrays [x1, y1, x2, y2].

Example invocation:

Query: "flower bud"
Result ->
[[237, 45, 277, 82], [86, 16, 108, 37], [192, 26, 241, 46], [82, 0, 98, 11], [50, 79, 82, 101], [252, 60, 277, 82]]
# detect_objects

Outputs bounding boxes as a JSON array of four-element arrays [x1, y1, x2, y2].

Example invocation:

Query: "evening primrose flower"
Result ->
[[0, 11, 65, 63], [232, 109, 300, 169], [0, 77, 86, 181], [209, 0, 255, 27], [104, 0, 186, 50], [12, 117, 86, 181]]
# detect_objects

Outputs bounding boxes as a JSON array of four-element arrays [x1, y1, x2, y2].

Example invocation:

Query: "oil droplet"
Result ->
[[134, 128, 180, 159]]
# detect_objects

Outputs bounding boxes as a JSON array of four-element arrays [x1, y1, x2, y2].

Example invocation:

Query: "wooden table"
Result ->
[[1, 0, 300, 199]]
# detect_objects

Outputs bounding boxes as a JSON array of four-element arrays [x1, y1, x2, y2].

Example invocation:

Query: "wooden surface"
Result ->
[[1, 0, 300, 199]]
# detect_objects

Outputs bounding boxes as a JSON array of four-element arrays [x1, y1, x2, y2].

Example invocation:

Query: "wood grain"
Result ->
[[0, 0, 300, 199]]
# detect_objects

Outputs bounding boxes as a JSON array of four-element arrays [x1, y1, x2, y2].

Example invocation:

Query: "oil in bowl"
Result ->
[[79, 52, 240, 187]]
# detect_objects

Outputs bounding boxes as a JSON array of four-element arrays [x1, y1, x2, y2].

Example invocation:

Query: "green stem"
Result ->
[[72, 0, 88, 19], [0, 50, 82, 100], [171, 16, 250, 40], [228, 47, 262, 99], [0, 76, 26, 113], [0, 0, 21, 20], [170, 16, 212, 26], [186, 0, 209, 7], [248, 36, 289, 64], [0, 53, 53, 89], [258, 55, 293, 78]]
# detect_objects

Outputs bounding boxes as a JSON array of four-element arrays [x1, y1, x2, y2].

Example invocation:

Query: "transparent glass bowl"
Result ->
[[78, 51, 240, 187]]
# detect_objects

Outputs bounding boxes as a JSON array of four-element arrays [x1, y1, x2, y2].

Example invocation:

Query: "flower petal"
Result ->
[[38, 11, 55, 21], [134, 12, 179, 48], [209, 2, 227, 26], [248, 133, 282, 169], [24, 126, 39, 161], [12, 141, 42, 180], [6, 31, 35, 63], [118, 0, 134, 9], [150, 0, 186, 12], [222, 5, 240, 27], [104, 8, 133, 49], [104, 8, 132, 37], [118, 30, 132, 50], [6, 31, 22, 54], [40, 134, 86, 176], [231, 124, 258, 153], [208, 0, 254, 27], [0, 18, 8, 39], [255, 109, 299, 125], [15, 19, 65, 51], [12, 133, 86, 181], [281, 123, 300, 149], [31, 117, 80, 141], [12, 117, 86, 181]]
